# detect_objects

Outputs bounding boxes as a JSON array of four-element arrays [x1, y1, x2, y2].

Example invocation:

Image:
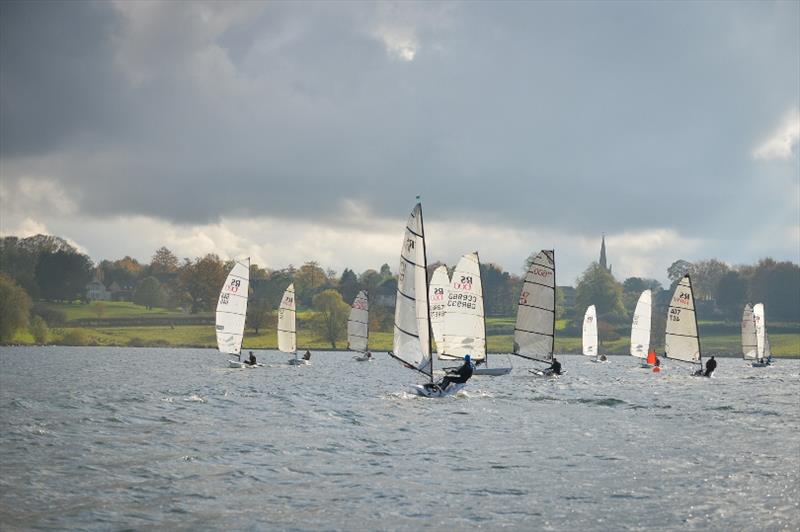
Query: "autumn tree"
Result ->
[[689, 259, 730, 300], [295, 261, 331, 306], [310, 289, 350, 348], [135, 276, 164, 310], [35, 250, 93, 301], [0, 273, 31, 342], [749, 259, 800, 321], [714, 271, 748, 319], [149, 247, 179, 274], [667, 260, 693, 287], [575, 262, 626, 323], [246, 300, 273, 334], [338, 268, 361, 306], [179, 254, 227, 313]]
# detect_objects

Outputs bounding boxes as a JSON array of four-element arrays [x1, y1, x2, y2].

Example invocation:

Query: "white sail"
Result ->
[[513, 250, 555, 363], [429, 265, 449, 354], [278, 283, 296, 355], [741, 304, 758, 360], [391, 203, 432, 373], [440, 252, 486, 361], [753, 303, 769, 359], [215, 258, 250, 355], [665, 275, 701, 364], [582, 305, 598, 357], [347, 290, 369, 353], [630, 290, 652, 359]]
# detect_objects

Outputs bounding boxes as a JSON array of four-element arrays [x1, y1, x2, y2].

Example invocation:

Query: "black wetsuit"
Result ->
[[437, 361, 474, 391], [247, 354, 256, 365], [549, 359, 562, 375], [704, 357, 717, 377]]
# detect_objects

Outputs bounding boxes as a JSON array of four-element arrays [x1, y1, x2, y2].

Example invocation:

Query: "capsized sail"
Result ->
[[278, 283, 296, 355], [347, 290, 369, 353], [664, 275, 701, 364], [440, 252, 486, 362], [630, 290, 652, 359], [390, 203, 432, 375], [741, 304, 758, 360], [513, 250, 555, 363], [582, 305, 598, 357], [215, 258, 250, 355], [429, 265, 449, 354]]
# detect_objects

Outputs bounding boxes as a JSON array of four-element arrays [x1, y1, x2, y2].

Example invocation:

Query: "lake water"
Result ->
[[1, 347, 798, 531]]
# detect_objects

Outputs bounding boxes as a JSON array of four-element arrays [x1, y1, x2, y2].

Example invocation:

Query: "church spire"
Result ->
[[599, 235, 611, 273]]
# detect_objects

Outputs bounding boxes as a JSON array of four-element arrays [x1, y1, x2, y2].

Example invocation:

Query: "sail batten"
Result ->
[[513, 250, 555, 363], [278, 283, 296, 355], [347, 290, 369, 353], [391, 203, 432, 375], [215, 258, 250, 356], [630, 290, 652, 359], [664, 275, 701, 364]]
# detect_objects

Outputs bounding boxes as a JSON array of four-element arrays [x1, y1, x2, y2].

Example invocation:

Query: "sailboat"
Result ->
[[278, 283, 305, 366], [752, 303, 773, 367], [388, 203, 459, 397], [512, 250, 558, 375], [216, 258, 258, 368], [664, 274, 704, 375], [583, 304, 605, 362], [348, 290, 372, 361], [631, 290, 653, 368], [440, 252, 512, 376], [742, 303, 759, 364], [429, 265, 449, 355]]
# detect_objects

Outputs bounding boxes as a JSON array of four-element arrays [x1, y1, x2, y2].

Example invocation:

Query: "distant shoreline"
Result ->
[[3, 344, 799, 359]]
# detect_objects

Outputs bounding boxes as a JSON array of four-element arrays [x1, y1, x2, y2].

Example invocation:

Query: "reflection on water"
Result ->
[[1, 347, 798, 531]]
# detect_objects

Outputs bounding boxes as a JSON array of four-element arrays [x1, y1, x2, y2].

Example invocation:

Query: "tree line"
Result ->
[[1, 234, 798, 345]]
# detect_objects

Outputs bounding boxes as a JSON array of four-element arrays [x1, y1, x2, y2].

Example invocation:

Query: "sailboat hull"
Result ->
[[411, 383, 466, 398], [228, 360, 264, 368], [473, 367, 512, 376]]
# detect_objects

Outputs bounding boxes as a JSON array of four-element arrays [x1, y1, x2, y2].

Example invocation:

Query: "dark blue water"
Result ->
[[1, 347, 798, 531]]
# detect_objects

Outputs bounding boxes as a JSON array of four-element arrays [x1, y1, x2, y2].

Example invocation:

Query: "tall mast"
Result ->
[[551, 250, 556, 359], [688, 274, 702, 367], [418, 201, 434, 383], [477, 251, 488, 368]]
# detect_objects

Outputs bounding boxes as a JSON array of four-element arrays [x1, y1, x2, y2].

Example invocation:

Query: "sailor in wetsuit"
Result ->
[[245, 351, 257, 365], [303, 350, 311, 361], [430, 354, 474, 392], [548, 357, 562, 375], [704, 356, 717, 377]]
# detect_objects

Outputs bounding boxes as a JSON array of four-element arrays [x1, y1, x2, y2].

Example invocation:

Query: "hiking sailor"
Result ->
[[428, 354, 474, 392], [704, 356, 717, 377]]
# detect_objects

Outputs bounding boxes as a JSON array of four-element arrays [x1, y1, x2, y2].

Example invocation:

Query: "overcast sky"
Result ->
[[1, 0, 798, 285]]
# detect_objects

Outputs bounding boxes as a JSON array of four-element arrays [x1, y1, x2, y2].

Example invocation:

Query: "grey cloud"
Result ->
[[1, 0, 797, 252]]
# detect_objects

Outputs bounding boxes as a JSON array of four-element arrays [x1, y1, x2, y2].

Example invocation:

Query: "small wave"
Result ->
[[575, 397, 628, 407], [530, 395, 558, 402], [8, 398, 32, 409]]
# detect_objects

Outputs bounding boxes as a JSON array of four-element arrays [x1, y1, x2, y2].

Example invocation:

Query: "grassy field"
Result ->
[[36, 301, 203, 321], [9, 302, 800, 356]]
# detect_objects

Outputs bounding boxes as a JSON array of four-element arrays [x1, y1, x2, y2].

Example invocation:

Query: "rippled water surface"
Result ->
[[1, 347, 798, 531]]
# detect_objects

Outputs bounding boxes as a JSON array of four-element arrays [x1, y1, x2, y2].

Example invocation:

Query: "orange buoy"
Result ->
[[652, 366, 661, 373]]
